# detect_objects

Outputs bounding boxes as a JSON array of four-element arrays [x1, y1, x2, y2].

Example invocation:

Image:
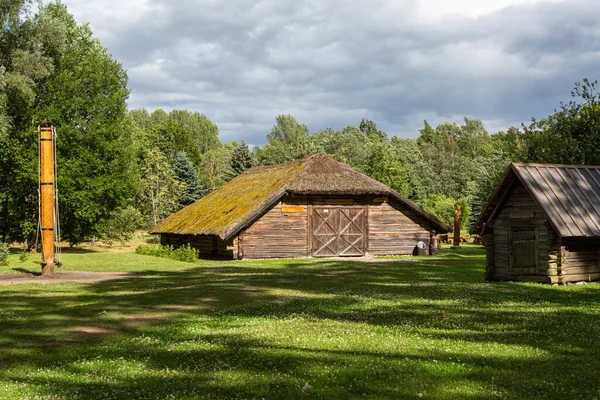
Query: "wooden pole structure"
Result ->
[[453, 205, 461, 248], [39, 125, 55, 277]]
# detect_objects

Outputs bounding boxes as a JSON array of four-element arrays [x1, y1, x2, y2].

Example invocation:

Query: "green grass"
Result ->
[[1, 247, 600, 399]]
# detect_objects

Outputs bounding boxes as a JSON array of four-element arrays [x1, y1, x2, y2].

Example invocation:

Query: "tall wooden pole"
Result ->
[[453, 205, 461, 248], [40, 126, 55, 277]]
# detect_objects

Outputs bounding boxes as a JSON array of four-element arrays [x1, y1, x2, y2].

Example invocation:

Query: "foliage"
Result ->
[[126, 109, 222, 224], [198, 147, 232, 190], [97, 206, 143, 245], [425, 195, 470, 231], [363, 141, 410, 196], [173, 152, 207, 206], [0, 242, 8, 266], [468, 154, 512, 229], [257, 114, 317, 165], [390, 137, 438, 202], [523, 79, 600, 164], [18, 242, 29, 263], [137, 148, 186, 227], [360, 118, 387, 141], [229, 140, 254, 176], [318, 125, 371, 169], [135, 243, 198, 263], [169, 109, 221, 158], [0, 2, 135, 244]]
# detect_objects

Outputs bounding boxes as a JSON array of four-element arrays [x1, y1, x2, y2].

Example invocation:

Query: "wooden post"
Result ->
[[453, 205, 461, 248], [39, 126, 55, 277]]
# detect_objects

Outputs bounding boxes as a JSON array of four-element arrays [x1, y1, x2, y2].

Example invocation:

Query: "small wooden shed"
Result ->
[[472, 163, 600, 284], [151, 154, 450, 259]]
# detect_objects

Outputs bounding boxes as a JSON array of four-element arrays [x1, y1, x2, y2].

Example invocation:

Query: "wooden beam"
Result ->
[[39, 126, 55, 277]]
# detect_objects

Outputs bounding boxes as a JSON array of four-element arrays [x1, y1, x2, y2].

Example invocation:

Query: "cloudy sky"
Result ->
[[63, 0, 600, 145]]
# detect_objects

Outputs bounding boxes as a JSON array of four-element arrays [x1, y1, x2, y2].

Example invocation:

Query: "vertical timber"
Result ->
[[39, 126, 55, 277], [453, 205, 461, 247]]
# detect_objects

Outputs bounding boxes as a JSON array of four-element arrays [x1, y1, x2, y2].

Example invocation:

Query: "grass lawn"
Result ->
[[1, 246, 599, 399]]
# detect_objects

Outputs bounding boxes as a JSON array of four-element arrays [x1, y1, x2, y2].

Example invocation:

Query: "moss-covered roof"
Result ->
[[151, 154, 450, 238]]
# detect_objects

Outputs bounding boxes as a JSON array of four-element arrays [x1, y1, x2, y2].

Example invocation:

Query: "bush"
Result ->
[[19, 243, 29, 263], [0, 242, 9, 266], [135, 244, 198, 263]]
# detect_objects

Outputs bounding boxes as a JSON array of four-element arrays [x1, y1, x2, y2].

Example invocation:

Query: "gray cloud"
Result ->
[[65, 0, 600, 144]]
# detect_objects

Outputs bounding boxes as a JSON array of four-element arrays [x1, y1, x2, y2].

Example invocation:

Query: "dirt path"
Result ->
[[0, 271, 144, 285]]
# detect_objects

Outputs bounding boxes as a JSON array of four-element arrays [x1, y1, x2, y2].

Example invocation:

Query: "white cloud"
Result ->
[[61, 0, 597, 144]]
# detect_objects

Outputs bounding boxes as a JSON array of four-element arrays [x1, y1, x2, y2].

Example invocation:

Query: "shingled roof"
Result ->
[[473, 163, 600, 237], [151, 154, 450, 239]]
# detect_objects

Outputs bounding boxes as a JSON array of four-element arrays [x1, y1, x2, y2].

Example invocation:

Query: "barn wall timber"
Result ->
[[160, 234, 234, 259], [483, 233, 495, 280], [488, 182, 560, 282], [239, 196, 308, 259], [560, 238, 600, 282], [368, 197, 433, 256], [160, 195, 440, 260]]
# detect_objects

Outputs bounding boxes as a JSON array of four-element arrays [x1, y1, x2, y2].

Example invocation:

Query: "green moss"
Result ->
[[151, 159, 306, 238]]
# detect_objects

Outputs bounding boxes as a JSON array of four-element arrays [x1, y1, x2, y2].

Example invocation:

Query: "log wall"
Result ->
[[239, 196, 309, 259], [483, 233, 495, 280], [368, 197, 433, 256], [487, 182, 560, 283], [160, 195, 440, 260], [560, 238, 600, 283]]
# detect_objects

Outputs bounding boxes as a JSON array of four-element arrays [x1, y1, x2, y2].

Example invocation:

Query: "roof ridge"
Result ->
[[512, 162, 600, 169], [242, 154, 323, 174]]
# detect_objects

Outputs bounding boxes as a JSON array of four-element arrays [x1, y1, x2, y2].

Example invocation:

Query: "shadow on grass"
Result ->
[[1, 249, 599, 398]]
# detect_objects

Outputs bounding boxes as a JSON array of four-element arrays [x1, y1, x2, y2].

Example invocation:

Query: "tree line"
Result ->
[[2, 1, 599, 245]]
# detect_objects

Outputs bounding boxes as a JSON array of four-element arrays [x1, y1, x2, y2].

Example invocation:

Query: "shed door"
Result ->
[[311, 207, 366, 257], [511, 229, 538, 275]]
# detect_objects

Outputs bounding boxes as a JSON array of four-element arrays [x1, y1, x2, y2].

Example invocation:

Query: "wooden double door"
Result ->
[[311, 206, 366, 257]]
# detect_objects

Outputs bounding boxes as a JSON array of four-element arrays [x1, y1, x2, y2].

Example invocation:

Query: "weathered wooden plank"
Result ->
[[241, 196, 308, 259]]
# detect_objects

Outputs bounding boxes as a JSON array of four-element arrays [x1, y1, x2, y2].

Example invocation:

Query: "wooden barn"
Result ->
[[151, 154, 450, 259], [472, 163, 600, 284]]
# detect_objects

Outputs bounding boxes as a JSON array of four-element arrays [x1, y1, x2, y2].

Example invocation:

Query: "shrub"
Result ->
[[171, 245, 199, 263], [0, 242, 9, 266], [135, 244, 198, 263]]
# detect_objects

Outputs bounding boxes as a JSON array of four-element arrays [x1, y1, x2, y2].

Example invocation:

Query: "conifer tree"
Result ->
[[173, 152, 207, 206], [229, 140, 254, 176]]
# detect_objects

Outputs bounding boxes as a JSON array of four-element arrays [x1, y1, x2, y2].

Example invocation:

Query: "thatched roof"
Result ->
[[151, 154, 450, 239], [472, 163, 600, 237]]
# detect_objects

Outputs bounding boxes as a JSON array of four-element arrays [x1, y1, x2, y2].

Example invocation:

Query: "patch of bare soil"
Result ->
[[343, 256, 417, 263], [123, 313, 170, 323], [70, 326, 117, 335], [0, 271, 144, 285], [240, 285, 263, 292]]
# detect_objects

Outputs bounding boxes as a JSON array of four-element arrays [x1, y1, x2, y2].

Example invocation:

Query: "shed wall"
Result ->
[[488, 182, 560, 282], [560, 238, 600, 282], [368, 197, 433, 256], [239, 196, 309, 259], [160, 195, 439, 260]]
